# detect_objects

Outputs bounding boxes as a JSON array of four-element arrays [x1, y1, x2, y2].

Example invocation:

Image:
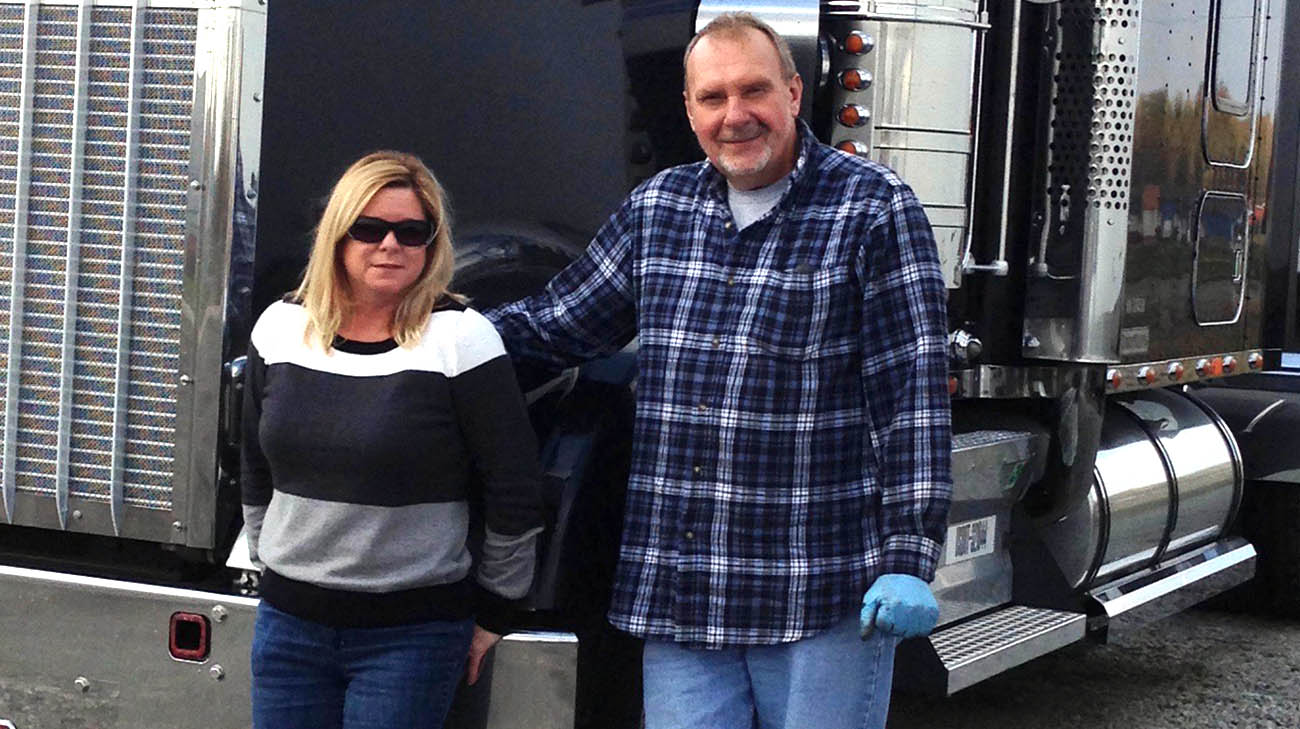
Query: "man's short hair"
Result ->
[[683, 12, 798, 83]]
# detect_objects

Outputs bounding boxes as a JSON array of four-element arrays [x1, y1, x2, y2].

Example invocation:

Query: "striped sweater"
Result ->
[[240, 298, 543, 631]]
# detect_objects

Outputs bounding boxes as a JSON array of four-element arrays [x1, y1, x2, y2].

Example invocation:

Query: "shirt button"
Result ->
[[693, 465, 702, 475], [684, 531, 695, 541], [712, 336, 721, 348], [697, 403, 707, 412], [724, 221, 733, 230], [727, 275, 735, 286]]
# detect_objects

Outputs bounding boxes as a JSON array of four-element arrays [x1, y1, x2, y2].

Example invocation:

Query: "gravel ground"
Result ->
[[5, 603, 1298, 728], [889, 604, 1300, 729]]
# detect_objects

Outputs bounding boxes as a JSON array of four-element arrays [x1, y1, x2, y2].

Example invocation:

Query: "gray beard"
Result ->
[[715, 143, 773, 181]]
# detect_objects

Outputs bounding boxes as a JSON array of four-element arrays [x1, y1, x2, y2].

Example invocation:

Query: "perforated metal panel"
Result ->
[[1048, 0, 1139, 214], [1022, 0, 1142, 363], [0, 5, 197, 528]]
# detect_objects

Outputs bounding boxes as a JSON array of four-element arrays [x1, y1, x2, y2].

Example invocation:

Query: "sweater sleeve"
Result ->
[[450, 310, 546, 630], [239, 338, 271, 567]]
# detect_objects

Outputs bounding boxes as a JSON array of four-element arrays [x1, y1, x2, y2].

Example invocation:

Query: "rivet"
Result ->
[[75, 676, 90, 692], [72, 509, 82, 520], [189, 180, 202, 191], [211, 605, 228, 623], [180, 374, 193, 386], [210, 664, 225, 681], [172, 521, 185, 532]]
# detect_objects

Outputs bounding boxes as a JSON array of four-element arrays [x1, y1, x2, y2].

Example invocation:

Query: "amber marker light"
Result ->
[[1107, 369, 1123, 389], [838, 104, 869, 127], [1223, 356, 1237, 374], [842, 30, 873, 55], [1138, 366, 1157, 385], [839, 69, 871, 91], [1167, 362, 1185, 381], [1248, 352, 1264, 370], [1209, 357, 1225, 376], [836, 139, 869, 156]]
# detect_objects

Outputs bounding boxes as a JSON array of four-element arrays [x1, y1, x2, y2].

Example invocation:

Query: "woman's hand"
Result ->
[[466, 624, 502, 686]]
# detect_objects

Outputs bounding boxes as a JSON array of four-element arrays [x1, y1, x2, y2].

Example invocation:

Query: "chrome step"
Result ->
[[1087, 536, 1255, 642], [897, 605, 1086, 695]]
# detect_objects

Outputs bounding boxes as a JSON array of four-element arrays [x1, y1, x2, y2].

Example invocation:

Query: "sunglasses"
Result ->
[[347, 216, 436, 247]]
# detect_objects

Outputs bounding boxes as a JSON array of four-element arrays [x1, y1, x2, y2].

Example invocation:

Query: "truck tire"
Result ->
[[1237, 480, 1300, 617], [453, 225, 587, 308]]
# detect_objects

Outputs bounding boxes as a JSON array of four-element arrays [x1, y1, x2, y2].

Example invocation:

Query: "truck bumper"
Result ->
[[0, 565, 577, 729]]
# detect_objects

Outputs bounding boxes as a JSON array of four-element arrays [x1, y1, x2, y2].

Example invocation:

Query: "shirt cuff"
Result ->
[[881, 533, 945, 582]]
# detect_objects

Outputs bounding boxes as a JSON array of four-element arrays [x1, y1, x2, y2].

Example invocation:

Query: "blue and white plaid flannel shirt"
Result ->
[[487, 123, 952, 648]]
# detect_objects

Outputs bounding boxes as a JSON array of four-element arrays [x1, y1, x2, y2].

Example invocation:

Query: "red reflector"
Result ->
[[169, 612, 211, 662], [840, 69, 863, 91], [844, 33, 865, 54], [1209, 357, 1224, 376]]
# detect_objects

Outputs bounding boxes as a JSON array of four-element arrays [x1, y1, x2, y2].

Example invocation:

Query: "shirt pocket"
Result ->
[[751, 265, 820, 359]]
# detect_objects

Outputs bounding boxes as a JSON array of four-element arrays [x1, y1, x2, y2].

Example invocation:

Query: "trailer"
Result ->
[[1, 0, 1298, 726]]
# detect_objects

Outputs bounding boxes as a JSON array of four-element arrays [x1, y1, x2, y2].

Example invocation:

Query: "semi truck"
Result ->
[[2, 0, 1299, 726]]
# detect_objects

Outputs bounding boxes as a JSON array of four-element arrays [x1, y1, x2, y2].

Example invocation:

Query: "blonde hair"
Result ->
[[683, 12, 798, 84], [295, 151, 456, 351]]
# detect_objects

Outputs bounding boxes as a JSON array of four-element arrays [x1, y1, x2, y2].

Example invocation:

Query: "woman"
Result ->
[[241, 151, 543, 729]]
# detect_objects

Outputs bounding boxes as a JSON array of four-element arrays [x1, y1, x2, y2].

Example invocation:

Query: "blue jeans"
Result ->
[[250, 602, 474, 729], [642, 615, 899, 729]]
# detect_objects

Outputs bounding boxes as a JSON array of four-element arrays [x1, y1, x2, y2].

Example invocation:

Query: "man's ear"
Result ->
[[787, 73, 803, 117]]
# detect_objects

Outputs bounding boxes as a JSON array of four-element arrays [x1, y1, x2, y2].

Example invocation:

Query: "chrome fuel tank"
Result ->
[[1039, 388, 1242, 590]]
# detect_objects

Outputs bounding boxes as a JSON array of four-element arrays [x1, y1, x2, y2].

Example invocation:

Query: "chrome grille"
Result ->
[[0, 4, 196, 521]]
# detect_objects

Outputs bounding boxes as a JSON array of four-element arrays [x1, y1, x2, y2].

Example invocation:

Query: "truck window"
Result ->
[[1211, 0, 1258, 116]]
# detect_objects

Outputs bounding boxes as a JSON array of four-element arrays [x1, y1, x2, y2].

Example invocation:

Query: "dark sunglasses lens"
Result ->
[[348, 220, 389, 243], [348, 219, 433, 247], [393, 222, 433, 247]]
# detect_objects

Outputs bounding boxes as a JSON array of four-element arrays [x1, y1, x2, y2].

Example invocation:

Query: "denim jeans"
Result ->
[[642, 615, 899, 729], [250, 601, 474, 729]]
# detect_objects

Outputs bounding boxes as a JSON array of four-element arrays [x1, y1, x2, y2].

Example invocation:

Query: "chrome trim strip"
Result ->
[[2, 1, 40, 524], [823, 11, 989, 30], [501, 631, 580, 645], [111, 0, 149, 536], [872, 123, 973, 135], [952, 350, 1271, 399], [53, 0, 96, 530], [0, 562, 260, 606], [1089, 539, 1254, 617]]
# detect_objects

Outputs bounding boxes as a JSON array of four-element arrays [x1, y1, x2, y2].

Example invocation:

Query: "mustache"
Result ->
[[717, 122, 768, 142]]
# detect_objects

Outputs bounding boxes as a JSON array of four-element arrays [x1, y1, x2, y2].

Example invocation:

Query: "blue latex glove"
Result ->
[[859, 573, 939, 640]]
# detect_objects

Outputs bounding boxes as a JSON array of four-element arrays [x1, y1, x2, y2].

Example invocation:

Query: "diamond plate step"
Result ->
[[898, 605, 1086, 695]]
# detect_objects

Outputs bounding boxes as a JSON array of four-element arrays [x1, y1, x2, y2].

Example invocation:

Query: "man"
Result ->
[[487, 12, 951, 729]]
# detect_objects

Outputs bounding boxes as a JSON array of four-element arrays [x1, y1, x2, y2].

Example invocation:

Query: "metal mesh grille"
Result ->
[[0, 5, 195, 511]]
